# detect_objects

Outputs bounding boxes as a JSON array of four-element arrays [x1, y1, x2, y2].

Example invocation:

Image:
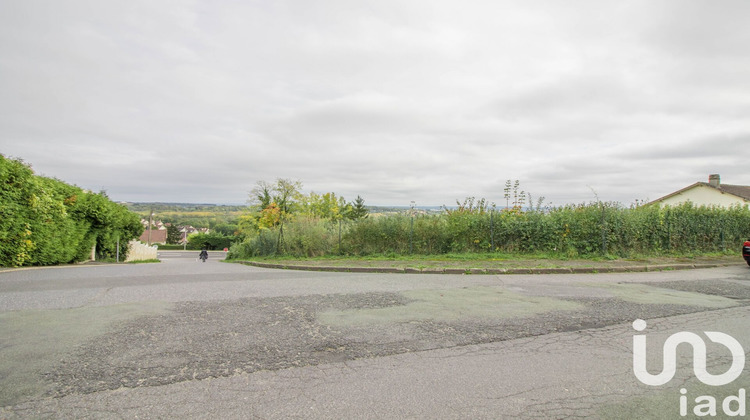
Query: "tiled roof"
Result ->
[[715, 183, 750, 201], [650, 181, 750, 205], [138, 229, 168, 244]]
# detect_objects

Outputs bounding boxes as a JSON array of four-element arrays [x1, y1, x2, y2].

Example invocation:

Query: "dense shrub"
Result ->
[[342, 215, 410, 255], [228, 229, 279, 258], [281, 216, 339, 257], [229, 201, 750, 260], [228, 217, 340, 258], [187, 232, 234, 250], [0, 155, 143, 266]]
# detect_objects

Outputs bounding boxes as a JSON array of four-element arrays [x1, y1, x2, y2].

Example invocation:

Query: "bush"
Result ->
[[282, 216, 338, 257], [228, 229, 279, 258], [187, 232, 235, 250], [342, 215, 410, 255], [0, 155, 143, 267], [228, 202, 750, 260], [229, 217, 340, 258]]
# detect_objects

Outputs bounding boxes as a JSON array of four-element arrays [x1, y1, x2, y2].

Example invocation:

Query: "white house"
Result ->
[[650, 174, 750, 208]]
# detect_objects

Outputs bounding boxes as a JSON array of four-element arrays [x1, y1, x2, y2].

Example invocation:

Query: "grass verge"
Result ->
[[127, 259, 161, 264], [228, 251, 742, 271]]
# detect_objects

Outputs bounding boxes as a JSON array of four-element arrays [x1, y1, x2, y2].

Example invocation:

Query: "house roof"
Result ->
[[718, 183, 750, 201], [138, 229, 168, 244], [651, 181, 750, 204]]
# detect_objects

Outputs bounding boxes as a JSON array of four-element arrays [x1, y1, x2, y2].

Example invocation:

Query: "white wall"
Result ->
[[125, 240, 158, 262], [659, 184, 749, 208]]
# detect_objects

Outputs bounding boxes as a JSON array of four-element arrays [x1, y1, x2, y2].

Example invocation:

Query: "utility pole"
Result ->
[[148, 208, 153, 246]]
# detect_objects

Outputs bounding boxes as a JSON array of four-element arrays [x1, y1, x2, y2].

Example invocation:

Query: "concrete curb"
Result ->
[[232, 260, 742, 275], [0, 261, 125, 273]]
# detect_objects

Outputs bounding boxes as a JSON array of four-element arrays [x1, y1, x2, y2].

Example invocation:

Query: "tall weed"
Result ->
[[230, 202, 750, 259]]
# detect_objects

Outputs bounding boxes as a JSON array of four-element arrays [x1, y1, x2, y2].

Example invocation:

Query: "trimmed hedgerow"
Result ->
[[0, 155, 143, 267]]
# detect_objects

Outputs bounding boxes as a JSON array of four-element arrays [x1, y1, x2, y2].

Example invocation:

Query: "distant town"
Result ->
[[138, 219, 210, 246]]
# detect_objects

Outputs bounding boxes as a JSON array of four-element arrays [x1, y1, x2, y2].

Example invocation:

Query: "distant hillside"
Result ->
[[366, 205, 445, 215], [123, 202, 445, 218], [122, 202, 454, 232], [123, 202, 247, 214]]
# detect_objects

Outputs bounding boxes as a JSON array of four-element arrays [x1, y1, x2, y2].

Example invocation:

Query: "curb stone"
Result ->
[[233, 260, 743, 275]]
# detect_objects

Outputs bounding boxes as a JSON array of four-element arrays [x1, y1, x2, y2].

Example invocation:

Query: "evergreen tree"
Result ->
[[166, 224, 182, 244], [347, 195, 369, 219]]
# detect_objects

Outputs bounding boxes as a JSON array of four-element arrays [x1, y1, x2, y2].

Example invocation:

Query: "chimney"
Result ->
[[708, 174, 720, 187]]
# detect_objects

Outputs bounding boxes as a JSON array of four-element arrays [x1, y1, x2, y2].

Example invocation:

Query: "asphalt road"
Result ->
[[2, 252, 750, 419]]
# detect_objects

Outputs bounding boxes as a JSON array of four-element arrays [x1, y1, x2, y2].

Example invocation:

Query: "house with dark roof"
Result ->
[[650, 174, 750, 208]]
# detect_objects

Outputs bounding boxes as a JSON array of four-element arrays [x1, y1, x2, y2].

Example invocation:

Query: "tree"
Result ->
[[212, 222, 239, 236], [258, 202, 281, 229], [249, 178, 302, 215], [250, 180, 274, 210], [237, 213, 260, 237], [273, 178, 303, 215], [347, 195, 369, 219], [300, 191, 349, 220], [248, 179, 303, 252], [166, 224, 182, 244]]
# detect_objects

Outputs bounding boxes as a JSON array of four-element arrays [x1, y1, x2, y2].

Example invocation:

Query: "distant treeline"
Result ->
[[125, 202, 247, 214], [0, 155, 143, 267]]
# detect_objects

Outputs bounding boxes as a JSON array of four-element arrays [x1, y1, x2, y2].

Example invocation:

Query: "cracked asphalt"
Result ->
[[2, 251, 750, 419]]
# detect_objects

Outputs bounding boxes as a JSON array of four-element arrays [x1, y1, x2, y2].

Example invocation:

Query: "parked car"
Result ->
[[744, 239, 750, 266]]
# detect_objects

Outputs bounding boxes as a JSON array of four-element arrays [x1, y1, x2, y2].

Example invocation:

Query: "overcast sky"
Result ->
[[1, 1, 749, 207]]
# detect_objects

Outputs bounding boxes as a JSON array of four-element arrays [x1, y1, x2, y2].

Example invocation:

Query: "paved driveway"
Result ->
[[2, 252, 750, 418]]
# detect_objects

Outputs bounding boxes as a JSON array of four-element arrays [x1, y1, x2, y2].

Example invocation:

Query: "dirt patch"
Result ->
[[318, 286, 584, 326]]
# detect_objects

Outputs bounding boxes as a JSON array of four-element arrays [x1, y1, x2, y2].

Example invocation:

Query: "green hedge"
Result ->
[[229, 202, 750, 259], [186, 232, 235, 250], [0, 155, 143, 266]]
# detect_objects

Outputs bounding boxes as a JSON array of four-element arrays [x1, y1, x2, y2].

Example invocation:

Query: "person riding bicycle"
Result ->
[[199, 248, 208, 262]]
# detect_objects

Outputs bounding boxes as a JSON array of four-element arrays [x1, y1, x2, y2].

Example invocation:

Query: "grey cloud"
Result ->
[[483, 75, 639, 121], [2, 0, 750, 206], [619, 134, 750, 161], [639, 0, 750, 60]]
